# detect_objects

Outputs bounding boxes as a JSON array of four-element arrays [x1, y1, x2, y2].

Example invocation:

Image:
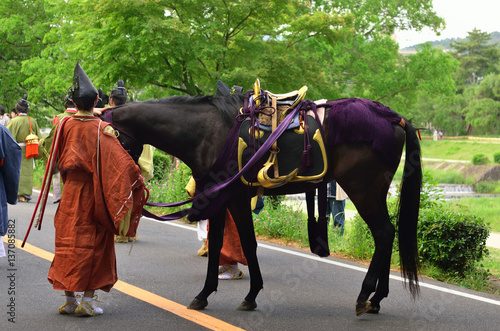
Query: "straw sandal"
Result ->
[[58, 301, 79, 314], [75, 296, 103, 316], [218, 266, 244, 280], [197, 240, 208, 257]]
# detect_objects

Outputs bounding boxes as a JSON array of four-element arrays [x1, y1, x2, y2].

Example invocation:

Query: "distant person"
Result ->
[[433, 130, 438, 141], [326, 180, 348, 236], [0, 105, 10, 126], [40, 95, 78, 203], [107, 79, 155, 244], [6, 94, 42, 202], [0, 125, 22, 259]]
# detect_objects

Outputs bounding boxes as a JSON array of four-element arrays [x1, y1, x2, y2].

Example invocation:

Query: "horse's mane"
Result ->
[[133, 94, 247, 126]]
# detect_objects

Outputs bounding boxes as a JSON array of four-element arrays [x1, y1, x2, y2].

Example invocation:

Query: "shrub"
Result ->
[[474, 181, 498, 194], [494, 152, 500, 164], [145, 162, 192, 214], [471, 153, 489, 165], [418, 208, 489, 275], [152, 149, 173, 181]]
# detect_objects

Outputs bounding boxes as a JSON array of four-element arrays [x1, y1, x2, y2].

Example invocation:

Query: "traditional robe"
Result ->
[[185, 177, 247, 266], [6, 114, 41, 197], [216, 211, 248, 266], [47, 114, 145, 292], [0, 125, 22, 236]]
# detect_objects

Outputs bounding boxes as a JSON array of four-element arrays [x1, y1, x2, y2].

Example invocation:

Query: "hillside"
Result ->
[[401, 31, 500, 52]]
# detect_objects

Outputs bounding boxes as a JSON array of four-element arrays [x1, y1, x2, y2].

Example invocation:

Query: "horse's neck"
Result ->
[[128, 101, 238, 177]]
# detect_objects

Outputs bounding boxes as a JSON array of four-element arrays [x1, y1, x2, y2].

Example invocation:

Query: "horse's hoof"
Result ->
[[366, 305, 380, 314], [236, 300, 257, 311], [355, 300, 371, 316], [187, 298, 208, 310]]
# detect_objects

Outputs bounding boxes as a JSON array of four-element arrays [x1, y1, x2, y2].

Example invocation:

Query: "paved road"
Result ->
[[2, 194, 500, 330]]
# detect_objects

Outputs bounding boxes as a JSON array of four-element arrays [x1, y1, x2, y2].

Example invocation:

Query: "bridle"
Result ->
[[102, 109, 143, 163]]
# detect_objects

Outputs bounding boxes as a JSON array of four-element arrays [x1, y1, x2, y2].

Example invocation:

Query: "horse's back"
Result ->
[[326, 98, 404, 168]]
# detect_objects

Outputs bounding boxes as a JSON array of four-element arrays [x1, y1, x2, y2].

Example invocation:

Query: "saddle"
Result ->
[[238, 79, 328, 188], [252, 79, 308, 127]]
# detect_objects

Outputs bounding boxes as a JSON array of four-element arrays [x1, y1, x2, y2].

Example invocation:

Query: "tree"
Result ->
[[0, 0, 457, 127], [312, 0, 445, 37], [0, 0, 53, 118], [463, 98, 500, 135], [450, 28, 500, 88], [432, 95, 468, 136]]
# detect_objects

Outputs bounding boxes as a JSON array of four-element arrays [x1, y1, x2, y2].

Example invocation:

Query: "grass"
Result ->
[[446, 197, 500, 232], [419, 138, 500, 162]]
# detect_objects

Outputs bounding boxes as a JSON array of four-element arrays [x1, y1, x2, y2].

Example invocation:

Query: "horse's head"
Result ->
[[101, 108, 144, 164]]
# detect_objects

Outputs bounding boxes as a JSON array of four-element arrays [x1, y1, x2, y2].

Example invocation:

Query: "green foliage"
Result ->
[[447, 197, 500, 232], [344, 213, 375, 260], [429, 94, 468, 135], [463, 98, 500, 135], [474, 181, 500, 194], [419, 171, 445, 209], [450, 29, 500, 88], [253, 204, 307, 243], [145, 162, 192, 214], [152, 149, 173, 182], [472, 153, 489, 165], [494, 152, 500, 164], [264, 196, 285, 210], [0, 0, 457, 119], [418, 208, 490, 275]]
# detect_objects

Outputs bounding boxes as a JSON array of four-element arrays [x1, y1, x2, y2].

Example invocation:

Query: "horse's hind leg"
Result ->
[[188, 209, 227, 310], [353, 198, 395, 316], [227, 192, 263, 311]]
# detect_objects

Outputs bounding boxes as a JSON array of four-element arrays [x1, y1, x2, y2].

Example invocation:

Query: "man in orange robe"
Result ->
[[48, 62, 145, 316]]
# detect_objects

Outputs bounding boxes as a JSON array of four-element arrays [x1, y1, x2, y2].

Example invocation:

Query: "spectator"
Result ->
[[0, 124, 22, 259], [40, 95, 78, 203], [326, 181, 348, 236], [6, 94, 42, 202], [0, 105, 10, 126], [108, 79, 155, 243]]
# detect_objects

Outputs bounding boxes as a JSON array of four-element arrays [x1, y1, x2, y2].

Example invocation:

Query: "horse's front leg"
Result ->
[[228, 195, 263, 311], [187, 209, 227, 310]]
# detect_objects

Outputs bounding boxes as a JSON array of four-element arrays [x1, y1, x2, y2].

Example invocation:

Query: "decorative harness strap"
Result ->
[[142, 97, 308, 221]]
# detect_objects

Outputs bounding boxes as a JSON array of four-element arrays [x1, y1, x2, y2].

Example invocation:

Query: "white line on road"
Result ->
[[146, 217, 500, 307]]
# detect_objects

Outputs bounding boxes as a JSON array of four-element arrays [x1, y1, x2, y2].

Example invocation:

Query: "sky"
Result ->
[[395, 0, 500, 48]]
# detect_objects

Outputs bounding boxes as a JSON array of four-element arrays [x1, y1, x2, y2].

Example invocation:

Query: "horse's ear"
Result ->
[[232, 85, 243, 94], [216, 80, 231, 96]]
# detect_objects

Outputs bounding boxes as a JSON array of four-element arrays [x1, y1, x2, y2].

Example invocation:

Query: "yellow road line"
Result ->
[[5, 237, 244, 331]]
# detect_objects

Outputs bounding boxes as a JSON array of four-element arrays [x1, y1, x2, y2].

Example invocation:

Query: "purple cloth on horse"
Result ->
[[326, 98, 403, 167]]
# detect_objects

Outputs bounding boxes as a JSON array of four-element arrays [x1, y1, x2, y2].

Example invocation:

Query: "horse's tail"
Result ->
[[397, 119, 422, 298]]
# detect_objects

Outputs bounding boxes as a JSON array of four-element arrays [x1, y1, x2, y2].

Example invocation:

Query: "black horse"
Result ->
[[104, 91, 422, 316]]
